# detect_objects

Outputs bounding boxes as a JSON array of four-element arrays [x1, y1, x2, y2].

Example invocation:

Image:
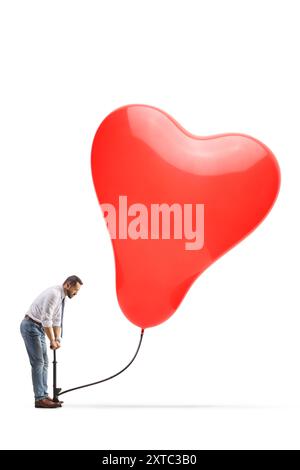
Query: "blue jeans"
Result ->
[[20, 318, 49, 401]]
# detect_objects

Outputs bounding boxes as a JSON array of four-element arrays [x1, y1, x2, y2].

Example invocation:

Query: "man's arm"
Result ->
[[44, 327, 60, 349], [53, 326, 61, 343], [41, 291, 60, 349]]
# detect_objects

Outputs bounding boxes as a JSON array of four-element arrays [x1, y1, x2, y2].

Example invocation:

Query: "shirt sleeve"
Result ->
[[52, 302, 62, 327], [41, 291, 59, 327]]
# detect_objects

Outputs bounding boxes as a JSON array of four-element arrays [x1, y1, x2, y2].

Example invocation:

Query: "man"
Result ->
[[20, 275, 83, 408]]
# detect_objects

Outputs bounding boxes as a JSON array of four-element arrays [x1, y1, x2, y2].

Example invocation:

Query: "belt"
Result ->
[[25, 315, 42, 327]]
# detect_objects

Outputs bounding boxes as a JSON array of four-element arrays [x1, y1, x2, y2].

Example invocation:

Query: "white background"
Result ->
[[0, 0, 299, 450]]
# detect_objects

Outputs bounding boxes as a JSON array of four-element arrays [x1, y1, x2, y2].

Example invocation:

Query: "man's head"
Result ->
[[63, 275, 83, 298]]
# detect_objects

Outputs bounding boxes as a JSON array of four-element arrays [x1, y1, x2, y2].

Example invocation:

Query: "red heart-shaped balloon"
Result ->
[[91, 105, 280, 329]]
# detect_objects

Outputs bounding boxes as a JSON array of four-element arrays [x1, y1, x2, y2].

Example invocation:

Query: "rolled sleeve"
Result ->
[[41, 292, 58, 327], [52, 309, 62, 327]]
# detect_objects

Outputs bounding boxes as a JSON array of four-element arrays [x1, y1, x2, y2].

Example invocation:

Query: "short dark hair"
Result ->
[[63, 275, 83, 286]]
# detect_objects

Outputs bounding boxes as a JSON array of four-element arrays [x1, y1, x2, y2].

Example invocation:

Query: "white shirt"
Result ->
[[26, 285, 66, 327]]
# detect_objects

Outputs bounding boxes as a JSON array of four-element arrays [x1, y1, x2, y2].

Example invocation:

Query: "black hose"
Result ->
[[58, 328, 145, 396]]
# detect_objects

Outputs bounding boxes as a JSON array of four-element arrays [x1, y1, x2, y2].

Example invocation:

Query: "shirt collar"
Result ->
[[60, 285, 66, 300]]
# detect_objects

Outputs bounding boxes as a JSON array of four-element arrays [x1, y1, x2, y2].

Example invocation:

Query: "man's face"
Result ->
[[65, 282, 81, 299]]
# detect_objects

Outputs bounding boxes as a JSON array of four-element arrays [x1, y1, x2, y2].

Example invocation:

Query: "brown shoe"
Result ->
[[47, 396, 64, 404], [35, 398, 61, 408]]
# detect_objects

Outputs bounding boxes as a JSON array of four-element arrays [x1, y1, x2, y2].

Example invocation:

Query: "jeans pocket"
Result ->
[[20, 318, 37, 337]]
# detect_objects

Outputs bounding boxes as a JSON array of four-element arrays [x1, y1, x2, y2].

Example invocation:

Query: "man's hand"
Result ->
[[50, 340, 60, 350]]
